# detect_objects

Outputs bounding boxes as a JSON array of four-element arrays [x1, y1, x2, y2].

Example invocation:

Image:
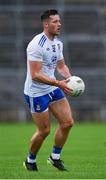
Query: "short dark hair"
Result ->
[[41, 9, 59, 22]]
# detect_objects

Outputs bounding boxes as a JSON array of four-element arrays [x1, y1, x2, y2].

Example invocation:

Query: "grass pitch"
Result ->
[[0, 122, 106, 179]]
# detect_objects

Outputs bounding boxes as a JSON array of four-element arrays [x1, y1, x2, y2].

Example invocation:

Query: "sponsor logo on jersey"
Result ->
[[46, 56, 57, 69], [51, 55, 57, 62]]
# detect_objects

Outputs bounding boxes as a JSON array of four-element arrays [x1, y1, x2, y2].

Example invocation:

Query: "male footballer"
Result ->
[[24, 9, 74, 171]]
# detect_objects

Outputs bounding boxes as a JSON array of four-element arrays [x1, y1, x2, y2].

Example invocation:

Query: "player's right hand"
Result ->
[[57, 79, 73, 95]]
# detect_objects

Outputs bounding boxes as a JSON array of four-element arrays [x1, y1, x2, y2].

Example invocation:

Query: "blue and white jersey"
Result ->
[[24, 32, 64, 97]]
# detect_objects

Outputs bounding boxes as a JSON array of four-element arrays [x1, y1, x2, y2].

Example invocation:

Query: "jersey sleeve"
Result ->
[[58, 41, 64, 61], [27, 39, 43, 61]]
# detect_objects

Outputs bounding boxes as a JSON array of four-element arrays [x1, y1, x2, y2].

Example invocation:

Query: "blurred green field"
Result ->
[[0, 122, 106, 179]]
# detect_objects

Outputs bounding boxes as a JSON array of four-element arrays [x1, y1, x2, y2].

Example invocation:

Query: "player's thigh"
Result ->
[[31, 111, 51, 131], [49, 98, 74, 125]]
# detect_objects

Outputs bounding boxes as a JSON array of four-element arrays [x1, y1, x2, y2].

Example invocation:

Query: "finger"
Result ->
[[65, 77, 71, 83], [65, 86, 73, 91], [64, 87, 73, 94]]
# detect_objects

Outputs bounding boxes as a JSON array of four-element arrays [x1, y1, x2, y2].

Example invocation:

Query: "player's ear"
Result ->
[[43, 20, 49, 28]]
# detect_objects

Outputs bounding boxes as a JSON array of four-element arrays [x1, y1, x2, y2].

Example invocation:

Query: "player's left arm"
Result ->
[[56, 59, 72, 79]]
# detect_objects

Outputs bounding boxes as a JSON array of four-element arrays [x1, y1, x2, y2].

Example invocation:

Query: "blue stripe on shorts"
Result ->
[[24, 88, 65, 113]]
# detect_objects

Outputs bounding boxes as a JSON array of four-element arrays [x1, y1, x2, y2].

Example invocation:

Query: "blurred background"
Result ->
[[0, 0, 106, 123]]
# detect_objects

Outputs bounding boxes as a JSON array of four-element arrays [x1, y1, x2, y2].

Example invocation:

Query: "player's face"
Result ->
[[47, 15, 61, 36]]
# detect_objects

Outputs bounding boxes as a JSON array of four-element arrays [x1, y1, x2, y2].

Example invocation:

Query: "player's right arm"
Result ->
[[29, 60, 59, 86], [29, 60, 72, 95]]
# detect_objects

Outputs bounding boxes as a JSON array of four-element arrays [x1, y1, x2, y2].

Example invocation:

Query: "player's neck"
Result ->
[[43, 30, 55, 41]]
